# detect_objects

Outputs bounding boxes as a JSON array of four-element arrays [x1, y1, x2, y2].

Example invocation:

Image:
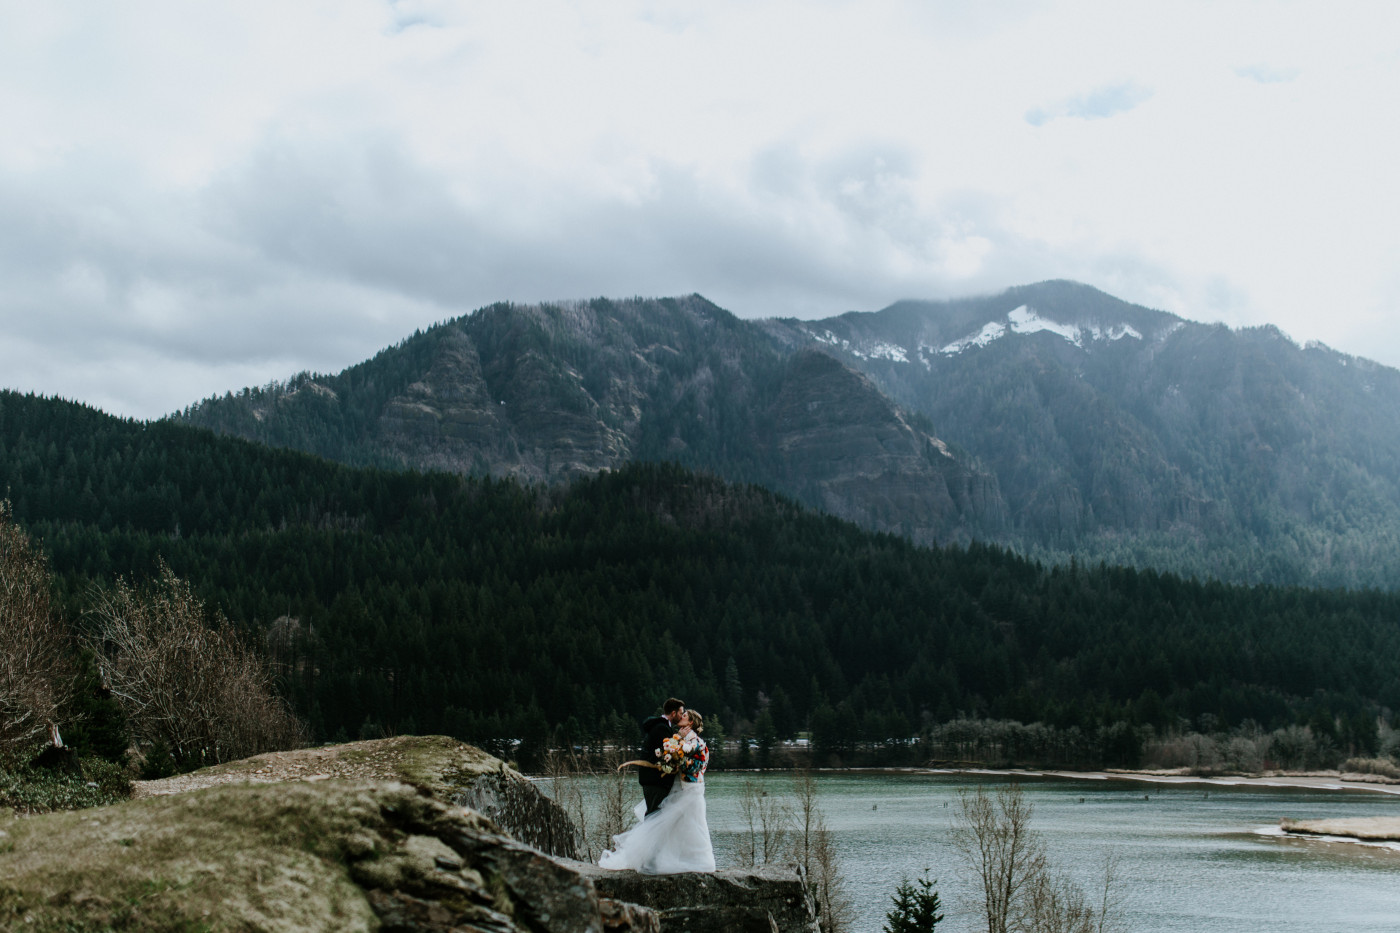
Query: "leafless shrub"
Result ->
[[1223, 735, 1266, 773], [596, 750, 635, 851], [541, 748, 636, 861], [543, 749, 592, 855], [730, 772, 854, 932], [1093, 850, 1124, 933], [951, 784, 1047, 933], [735, 776, 792, 867], [1023, 851, 1123, 933], [1379, 721, 1400, 763], [1142, 731, 1225, 772], [1023, 868, 1093, 933], [0, 502, 75, 763], [85, 564, 305, 770], [792, 770, 854, 933], [951, 784, 1123, 933], [1342, 757, 1400, 779]]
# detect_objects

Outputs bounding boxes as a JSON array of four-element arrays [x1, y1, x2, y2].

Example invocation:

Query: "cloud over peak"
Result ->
[[3, 1, 1400, 418]]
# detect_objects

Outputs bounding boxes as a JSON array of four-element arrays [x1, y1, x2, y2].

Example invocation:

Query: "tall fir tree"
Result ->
[[883, 870, 943, 933]]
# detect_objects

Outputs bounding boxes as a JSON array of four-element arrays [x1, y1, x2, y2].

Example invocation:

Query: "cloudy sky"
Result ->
[[4, 1, 1399, 418]]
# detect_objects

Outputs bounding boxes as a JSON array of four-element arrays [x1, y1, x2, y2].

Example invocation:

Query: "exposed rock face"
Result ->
[[379, 328, 515, 474], [449, 763, 580, 860], [576, 863, 822, 933], [768, 348, 1005, 544]]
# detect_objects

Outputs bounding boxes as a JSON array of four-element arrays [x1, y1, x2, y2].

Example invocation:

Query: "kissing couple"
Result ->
[[599, 698, 715, 874]]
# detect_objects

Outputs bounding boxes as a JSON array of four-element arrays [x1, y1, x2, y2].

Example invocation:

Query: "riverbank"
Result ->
[[922, 766, 1400, 796]]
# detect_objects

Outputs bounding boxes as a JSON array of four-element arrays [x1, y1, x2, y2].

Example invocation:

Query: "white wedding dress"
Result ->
[[599, 765, 715, 874]]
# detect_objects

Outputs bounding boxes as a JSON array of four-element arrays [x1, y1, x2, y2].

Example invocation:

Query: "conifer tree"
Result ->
[[883, 870, 943, 933]]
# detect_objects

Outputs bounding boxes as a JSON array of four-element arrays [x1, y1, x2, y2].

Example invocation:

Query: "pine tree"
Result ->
[[883, 870, 943, 933]]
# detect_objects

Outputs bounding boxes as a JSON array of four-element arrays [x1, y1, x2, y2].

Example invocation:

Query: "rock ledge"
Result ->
[[575, 862, 822, 933]]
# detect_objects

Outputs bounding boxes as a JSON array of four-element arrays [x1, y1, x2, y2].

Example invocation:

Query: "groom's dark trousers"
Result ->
[[639, 714, 677, 815]]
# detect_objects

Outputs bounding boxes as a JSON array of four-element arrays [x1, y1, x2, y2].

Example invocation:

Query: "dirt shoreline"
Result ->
[[917, 765, 1400, 796]]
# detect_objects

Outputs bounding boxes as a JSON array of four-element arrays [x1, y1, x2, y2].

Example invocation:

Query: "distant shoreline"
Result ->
[[910, 766, 1400, 796]]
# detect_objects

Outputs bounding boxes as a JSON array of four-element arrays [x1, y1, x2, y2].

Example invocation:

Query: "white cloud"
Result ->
[[1, 0, 1399, 418], [1025, 82, 1154, 126], [1234, 64, 1302, 84]]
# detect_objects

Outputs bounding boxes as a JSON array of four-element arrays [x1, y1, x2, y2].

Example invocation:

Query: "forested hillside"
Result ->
[[4, 391, 1396, 769]]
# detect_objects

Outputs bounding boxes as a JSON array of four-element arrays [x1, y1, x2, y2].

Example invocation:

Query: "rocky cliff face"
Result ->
[[2, 738, 817, 933], [768, 348, 1005, 543], [378, 327, 517, 474]]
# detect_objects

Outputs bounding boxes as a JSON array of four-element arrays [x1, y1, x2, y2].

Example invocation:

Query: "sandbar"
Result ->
[[922, 766, 1400, 796], [1280, 817, 1400, 841]]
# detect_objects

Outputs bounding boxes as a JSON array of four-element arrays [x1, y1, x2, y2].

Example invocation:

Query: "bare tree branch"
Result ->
[[85, 563, 305, 770], [0, 501, 75, 762], [792, 770, 855, 933], [951, 783, 1123, 933]]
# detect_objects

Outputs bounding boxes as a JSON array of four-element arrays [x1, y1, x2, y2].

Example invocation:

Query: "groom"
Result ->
[[638, 697, 685, 815]]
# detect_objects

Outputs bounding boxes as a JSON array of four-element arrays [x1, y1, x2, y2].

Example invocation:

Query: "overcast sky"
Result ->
[[4, 1, 1399, 419]]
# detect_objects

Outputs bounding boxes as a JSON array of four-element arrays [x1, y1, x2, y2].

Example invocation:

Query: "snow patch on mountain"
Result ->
[[804, 328, 908, 363], [802, 304, 1145, 367], [940, 321, 1008, 355], [940, 305, 1143, 355], [864, 342, 909, 363], [1008, 305, 1079, 342], [808, 329, 851, 352]]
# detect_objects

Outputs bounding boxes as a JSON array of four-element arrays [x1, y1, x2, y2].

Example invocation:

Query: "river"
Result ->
[[554, 770, 1400, 932]]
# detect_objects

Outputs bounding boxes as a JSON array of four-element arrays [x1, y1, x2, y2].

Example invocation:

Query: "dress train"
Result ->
[[598, 778, 715, 874]]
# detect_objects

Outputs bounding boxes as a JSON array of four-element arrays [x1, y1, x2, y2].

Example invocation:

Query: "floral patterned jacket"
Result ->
[[678, 732, 709, 782]]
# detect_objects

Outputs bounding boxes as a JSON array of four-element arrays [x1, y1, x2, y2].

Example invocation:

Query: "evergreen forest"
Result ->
[[3, 390, 1397, 770]]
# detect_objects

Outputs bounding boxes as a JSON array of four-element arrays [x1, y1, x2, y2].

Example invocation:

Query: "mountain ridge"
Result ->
[[178, 293, 1001, 545], [174, 281, 1400, 587]]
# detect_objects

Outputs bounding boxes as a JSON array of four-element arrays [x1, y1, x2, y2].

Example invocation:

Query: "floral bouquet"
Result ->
[[655, 733, 687, 774]]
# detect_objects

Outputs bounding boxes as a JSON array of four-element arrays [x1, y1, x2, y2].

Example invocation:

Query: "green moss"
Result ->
[[0, 782, 398, 932], [398, 737, 502, 790]]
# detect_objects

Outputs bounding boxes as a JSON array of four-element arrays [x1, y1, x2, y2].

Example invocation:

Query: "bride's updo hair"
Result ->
[[684, 710, 704, 733]]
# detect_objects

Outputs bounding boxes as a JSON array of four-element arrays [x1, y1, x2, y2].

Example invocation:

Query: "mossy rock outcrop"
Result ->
[[3, 736, 816, 932], [133, 735, 577, 859], [1, 779, 638, 932]]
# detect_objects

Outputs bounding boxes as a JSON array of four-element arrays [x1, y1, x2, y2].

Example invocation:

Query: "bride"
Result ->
[[600, 709, 715, 874]]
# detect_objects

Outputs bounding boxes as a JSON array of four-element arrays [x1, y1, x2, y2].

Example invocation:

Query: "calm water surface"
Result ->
[[561, 771, 1400, 933]]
